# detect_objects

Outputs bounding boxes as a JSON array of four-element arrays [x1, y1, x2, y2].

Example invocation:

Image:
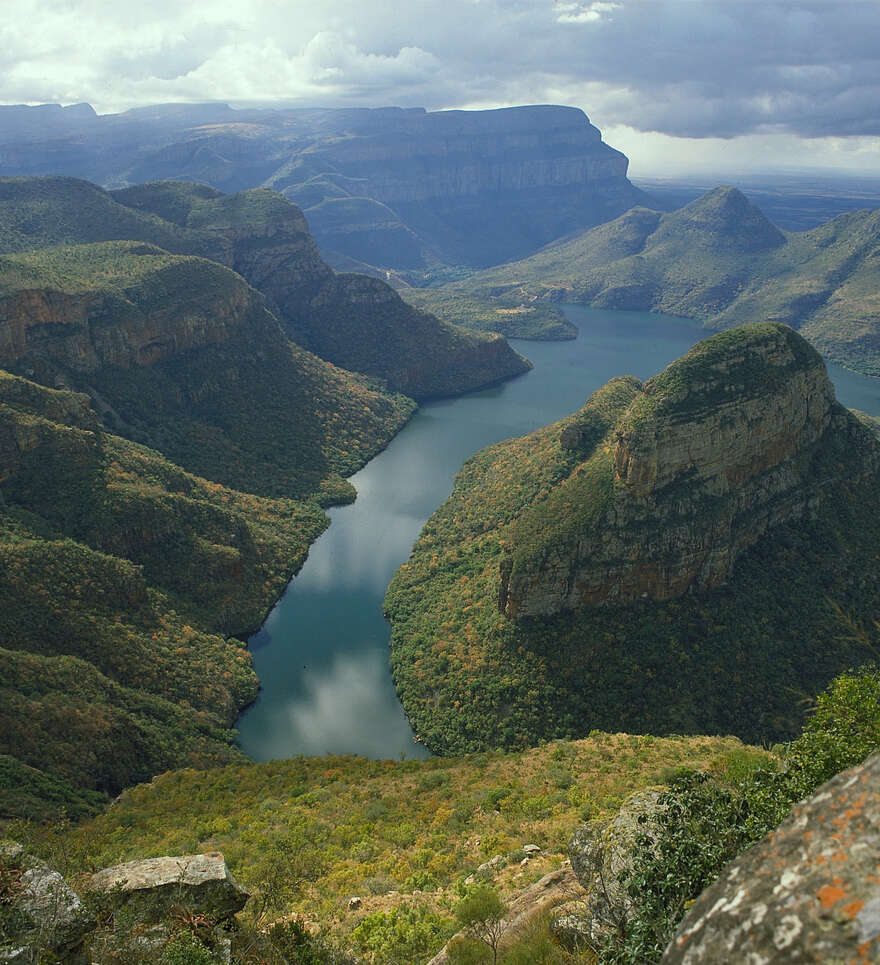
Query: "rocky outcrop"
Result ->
[[87, 852, 248, 924], [560, 788, 667, 952], [108, 181, 532, 397], [661, 753, 880, 963], [1, 103, 644, 269], [0, 251, 258, 374], [499, 324, 879, 618], [0, 841, 95, 965]]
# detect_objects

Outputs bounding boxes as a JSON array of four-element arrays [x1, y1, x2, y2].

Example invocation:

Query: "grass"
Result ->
[[23, 732, 757, 960]]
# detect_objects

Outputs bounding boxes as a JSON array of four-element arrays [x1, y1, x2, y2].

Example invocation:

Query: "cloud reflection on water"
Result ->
[[279, 648, 429, 760]]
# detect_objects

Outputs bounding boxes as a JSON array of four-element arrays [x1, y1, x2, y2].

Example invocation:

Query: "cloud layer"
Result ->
[[2, 0, 879, 142]]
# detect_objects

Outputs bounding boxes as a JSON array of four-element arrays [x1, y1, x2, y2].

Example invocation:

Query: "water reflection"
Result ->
[[237, 307, 880, 763]]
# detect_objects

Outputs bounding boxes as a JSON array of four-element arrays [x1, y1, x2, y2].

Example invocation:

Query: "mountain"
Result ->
[[0, 176, 530, 399], [443, 186, 880, 374], [0, 103, 645, 270], [385, 324, 880, 754], [0, 368, 335, 803], [0, 239, 414, 498]]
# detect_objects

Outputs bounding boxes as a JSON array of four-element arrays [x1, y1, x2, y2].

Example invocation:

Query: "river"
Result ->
[[235, 307, 880, 762]]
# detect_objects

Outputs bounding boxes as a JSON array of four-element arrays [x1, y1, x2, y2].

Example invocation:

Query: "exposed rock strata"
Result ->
[[0, 103, 644, 269], [499, 324, 877, 618], [0, 253, 256, 374], [661, 753, 880, 964], [109, 182, 532, 397]]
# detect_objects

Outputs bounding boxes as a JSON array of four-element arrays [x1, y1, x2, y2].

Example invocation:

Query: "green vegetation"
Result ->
[[398, 288, 577, 341], [0, 176, 531, 400], [444, 187, 880, 373], [0, 366, 407, 810], [599, 665, 880, 964], [0, 241, 415, 499], [385, 330, 880, 755], [20, 731, 746, 961]]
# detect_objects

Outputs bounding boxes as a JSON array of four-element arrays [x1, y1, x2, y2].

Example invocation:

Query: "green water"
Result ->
[[235, 307, 880, 762]]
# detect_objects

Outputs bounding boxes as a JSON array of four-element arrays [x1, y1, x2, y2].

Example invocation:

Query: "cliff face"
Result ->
[[110, 182, 531, 398], [0, 255, 256, 375], [286, 106, 629, 205], [0, 103, 644, 270], [499, 324, 875, 618], [0, 240, 416, 499]]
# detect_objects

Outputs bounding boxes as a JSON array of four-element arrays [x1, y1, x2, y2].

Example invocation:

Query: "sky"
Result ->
[[2, 0, 880, 176]]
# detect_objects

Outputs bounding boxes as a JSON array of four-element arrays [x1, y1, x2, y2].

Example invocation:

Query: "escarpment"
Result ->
[[386, 322, 880, 754], [0, 240, 415, 498], [0, 176, 530, 397], [499, 324, 870, 618]]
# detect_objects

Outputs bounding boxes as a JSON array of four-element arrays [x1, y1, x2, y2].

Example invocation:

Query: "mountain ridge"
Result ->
[[441, 186, 880, 374]]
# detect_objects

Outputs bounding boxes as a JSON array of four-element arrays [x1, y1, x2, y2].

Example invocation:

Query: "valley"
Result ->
[[1, 99, 880, 965]]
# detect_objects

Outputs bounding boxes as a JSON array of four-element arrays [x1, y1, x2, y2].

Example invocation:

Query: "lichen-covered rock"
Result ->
[[0, 840, 95, 965], [500, 323, 880, 617], [564, 787, 667, 948], [661, 753, 880, 963], [87, 852, 248, 924]]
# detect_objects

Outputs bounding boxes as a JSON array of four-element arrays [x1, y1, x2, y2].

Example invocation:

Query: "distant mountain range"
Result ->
[[430, 186, 880, 374], [0, 102, 645, 270]]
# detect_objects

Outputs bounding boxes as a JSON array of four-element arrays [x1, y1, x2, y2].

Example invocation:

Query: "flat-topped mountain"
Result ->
[[446, 186, 880, 373], [385, 324, 880, 754], [0, 176, 529, 398], [0, 103, 645, 270]]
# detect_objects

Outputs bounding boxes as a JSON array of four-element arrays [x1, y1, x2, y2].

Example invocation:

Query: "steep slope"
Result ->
[[448, 186, 880, 373], [54, 731, 752, 959], [0, 241, 414, 498], [0, 176, 530, 397], [0, 103, 645, 271], [385, 324, 880, 754], [0, 370, 337, 804]]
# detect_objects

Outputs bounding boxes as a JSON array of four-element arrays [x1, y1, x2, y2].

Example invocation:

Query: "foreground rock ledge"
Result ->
[[661, 753, 880, 963], [87, 852, 249, 923]]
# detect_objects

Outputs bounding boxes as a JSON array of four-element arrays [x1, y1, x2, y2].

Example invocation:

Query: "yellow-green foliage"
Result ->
[[0, 371, 342, 807], [48, 733, 752, 957], [397, 288, 577, 341]]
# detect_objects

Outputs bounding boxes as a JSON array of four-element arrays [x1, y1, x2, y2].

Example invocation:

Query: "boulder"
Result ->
[[87, 852, 248, 924], [0, 840, 95, 965], [661, 753, 880, 963], [565, 787, 666, 949]]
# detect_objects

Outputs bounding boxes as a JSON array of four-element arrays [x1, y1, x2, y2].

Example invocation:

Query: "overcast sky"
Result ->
[[3, 0, 880, 175]]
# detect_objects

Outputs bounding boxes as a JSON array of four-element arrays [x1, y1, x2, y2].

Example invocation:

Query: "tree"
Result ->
[[454, 885, 507, 964]]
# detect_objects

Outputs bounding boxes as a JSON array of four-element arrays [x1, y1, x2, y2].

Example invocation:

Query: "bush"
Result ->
[[599, 665, 880, 964]]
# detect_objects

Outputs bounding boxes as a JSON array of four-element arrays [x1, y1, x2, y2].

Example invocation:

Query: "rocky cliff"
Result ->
[[0, 239, 415, 498], [0, 176, 529, 398], [0, 103, 645, 270], [385, 322, 880, 754], [662, 753, 880, 964], [500, 324, 859, 618]]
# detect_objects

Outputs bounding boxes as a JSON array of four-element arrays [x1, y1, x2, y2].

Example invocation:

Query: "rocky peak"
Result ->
[[499, 323, 877, 618], [657, 186, 786, 253]]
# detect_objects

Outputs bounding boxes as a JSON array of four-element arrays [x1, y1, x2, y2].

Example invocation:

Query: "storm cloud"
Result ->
[[2, 0, 879, 141]]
